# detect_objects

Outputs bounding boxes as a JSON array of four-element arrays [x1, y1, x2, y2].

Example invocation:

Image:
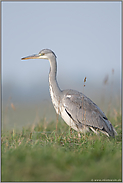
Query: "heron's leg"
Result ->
[[70, 128, 72, 135], [90, 127, 98, 135]]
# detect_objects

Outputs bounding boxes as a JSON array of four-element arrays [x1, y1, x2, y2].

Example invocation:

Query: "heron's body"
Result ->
[[21, 49, 117, 137]]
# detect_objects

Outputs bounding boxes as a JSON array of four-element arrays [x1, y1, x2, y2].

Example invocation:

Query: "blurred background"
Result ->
[[2, 2, 121, 131]]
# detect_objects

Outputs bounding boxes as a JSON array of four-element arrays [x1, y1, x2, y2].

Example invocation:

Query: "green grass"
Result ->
[[1, 113, 122, 182]]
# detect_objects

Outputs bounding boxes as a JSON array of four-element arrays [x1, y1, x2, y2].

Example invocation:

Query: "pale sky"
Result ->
[[2, 1, 121, 104]]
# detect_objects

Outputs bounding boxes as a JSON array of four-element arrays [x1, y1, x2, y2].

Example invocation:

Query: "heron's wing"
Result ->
[[62, 90, 115, 136]]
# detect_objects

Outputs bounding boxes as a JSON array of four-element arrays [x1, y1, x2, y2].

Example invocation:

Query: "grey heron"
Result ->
[[21, 49, 117, 137]]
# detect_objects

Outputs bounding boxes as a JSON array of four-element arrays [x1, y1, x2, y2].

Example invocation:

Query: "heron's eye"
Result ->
[[39, 53, 45, 56]]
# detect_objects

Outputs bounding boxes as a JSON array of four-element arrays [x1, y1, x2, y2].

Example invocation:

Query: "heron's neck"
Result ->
[[49, 57, 61, 97]]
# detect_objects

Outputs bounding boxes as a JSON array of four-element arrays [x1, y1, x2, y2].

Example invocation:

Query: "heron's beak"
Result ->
[[21, 54, 40, 60]]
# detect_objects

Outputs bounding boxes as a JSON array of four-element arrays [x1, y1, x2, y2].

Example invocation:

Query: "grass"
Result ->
[[1, 112, 122, 182]]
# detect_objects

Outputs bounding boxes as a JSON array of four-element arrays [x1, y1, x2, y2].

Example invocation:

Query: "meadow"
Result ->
[[1, 110, 122, 182]]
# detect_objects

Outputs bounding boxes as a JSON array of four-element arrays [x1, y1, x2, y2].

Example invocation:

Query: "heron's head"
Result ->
[[21, 49, 56, 61]]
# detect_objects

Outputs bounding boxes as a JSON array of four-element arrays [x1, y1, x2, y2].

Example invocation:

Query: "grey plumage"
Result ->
[[21, 49, 117, 137], [62, 90, 116, 137]]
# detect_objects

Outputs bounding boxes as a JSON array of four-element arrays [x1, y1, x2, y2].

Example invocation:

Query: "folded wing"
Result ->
[[62, 90, 116, 137]]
